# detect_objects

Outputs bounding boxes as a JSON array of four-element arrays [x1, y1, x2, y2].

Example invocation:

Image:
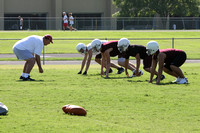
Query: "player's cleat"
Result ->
[[117, 67, 124, 74], [172, 77, 181, 83], [153, 75, 165, 81], [19, 76, 24, 80], [23, 76, 35, 81], [177, 78, 188, 84], [104, 68, 113, 74]]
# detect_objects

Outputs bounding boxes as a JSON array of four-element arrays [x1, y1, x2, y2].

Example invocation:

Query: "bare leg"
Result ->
[[170, 65, 184, 78], [95, 58, 120, 69], [24, 58, 35, 74], [118, 61, 136, 71]]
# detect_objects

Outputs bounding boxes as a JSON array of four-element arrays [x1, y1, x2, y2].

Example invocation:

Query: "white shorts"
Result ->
[[13, 47, 34, 60], [118, 58, 125, 63]]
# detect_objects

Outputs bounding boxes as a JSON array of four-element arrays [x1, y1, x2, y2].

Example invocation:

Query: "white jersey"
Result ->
[[69, 16, 74, 24], [13, 35, 44, 56], [63, 15, 68, 23]]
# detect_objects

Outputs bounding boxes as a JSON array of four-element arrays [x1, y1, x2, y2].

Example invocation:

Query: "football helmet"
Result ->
[[76, 43, 86, 53], [117, 38, 130, 53], [146, 41, 159, 55], [91, 39, 102, 52]]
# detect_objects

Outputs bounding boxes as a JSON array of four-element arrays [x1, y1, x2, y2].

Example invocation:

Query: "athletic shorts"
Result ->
[[118, 57, 125, 63], [13, 47, 34, 60], [143, 55, 152, 69], [164, 51, 186, 71], [95, 53, 102, 59], [63, 23, 68, 27]]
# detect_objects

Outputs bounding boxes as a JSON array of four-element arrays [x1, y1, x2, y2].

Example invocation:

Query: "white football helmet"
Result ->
[[117, 38, 130, 53], [91, 39, 102, 52], [146, 41, 159, 55], [101, 40, 108, 44], [76, 43, 86, 53], [0, 102, 8, 115]]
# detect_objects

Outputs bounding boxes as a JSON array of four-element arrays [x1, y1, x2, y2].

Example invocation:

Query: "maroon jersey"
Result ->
[[154, 49, 184, 63], [100, 41, 120, 57], [125, 45, 148, 59]]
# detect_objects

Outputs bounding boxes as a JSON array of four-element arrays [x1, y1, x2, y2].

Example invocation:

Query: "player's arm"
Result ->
[[104, 48, 113, 78], [101, 52, 106, 76], [149, 57, 157, 83], [35, 54, 43, 73], [156, 53, 166, 84], [84, 49, 93, 74], [79, 53, 88, 74], [135, 53, 141, 76], [125, 58, 129, 77]]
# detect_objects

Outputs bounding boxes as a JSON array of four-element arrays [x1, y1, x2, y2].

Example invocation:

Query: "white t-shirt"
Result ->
[[69, 16, 74, 24], [13, 35, 44, 56], [63, 15, 68, 23]]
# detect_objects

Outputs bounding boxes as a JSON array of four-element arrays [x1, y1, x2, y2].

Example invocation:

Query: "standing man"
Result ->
[[18, 16, 23, 30], [13, 34, 53, 81], [146, 41, 188, 84], [63, 12, 69, 31]]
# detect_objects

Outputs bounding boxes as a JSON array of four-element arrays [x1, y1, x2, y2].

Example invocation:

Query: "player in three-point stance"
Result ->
[[117, 38, 165, 80], [146, 41, 188, 84]]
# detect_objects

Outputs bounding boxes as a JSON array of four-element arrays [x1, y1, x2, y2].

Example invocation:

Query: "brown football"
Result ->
[[62, 105, 87, 116]]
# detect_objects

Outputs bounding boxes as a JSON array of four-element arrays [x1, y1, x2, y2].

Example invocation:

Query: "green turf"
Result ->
[[0, 30, 200, 59], [0, 63, 200, 132]]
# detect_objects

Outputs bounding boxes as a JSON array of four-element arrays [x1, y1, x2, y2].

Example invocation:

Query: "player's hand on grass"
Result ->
[[78, 71, 82, 74]]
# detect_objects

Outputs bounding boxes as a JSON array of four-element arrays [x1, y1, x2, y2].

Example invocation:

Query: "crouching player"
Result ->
[[91, 39, 136, 78], [146, 41, 188, 84], [117, 38, 165, 80], [76, 40, 125, 75]]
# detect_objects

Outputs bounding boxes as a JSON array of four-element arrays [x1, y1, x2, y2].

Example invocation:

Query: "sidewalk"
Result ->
[[0, 54, 200, 65]]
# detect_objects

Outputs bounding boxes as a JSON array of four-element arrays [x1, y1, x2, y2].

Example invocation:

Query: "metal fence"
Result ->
[[1, 38, 200, 60], [2, 17, 200, 30]]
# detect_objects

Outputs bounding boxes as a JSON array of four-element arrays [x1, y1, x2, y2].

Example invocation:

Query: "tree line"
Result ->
[[113, 0, 200, 17]]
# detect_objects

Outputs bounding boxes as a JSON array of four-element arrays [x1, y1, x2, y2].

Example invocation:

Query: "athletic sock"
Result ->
[[24, 73, 30, 78]]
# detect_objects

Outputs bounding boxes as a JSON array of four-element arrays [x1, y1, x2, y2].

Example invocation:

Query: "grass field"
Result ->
[[0, 63, 200, 132], [0, 30, 200, 59]]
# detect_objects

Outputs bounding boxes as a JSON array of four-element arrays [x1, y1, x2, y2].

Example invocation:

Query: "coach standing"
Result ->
[[13, 35, 53, 81]]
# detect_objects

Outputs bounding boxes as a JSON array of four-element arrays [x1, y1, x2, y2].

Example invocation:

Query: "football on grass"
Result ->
[[62, 104, 87, 116], [132, 70, 143, 77]]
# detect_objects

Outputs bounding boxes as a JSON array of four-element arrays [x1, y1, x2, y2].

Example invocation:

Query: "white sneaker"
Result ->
[[177, 78, 188, 84], [172, 77, 181, 83]]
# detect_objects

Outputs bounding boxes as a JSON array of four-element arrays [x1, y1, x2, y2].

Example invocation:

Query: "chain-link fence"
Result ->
[[2, 17, 200, 30], [1, 38, 200, 60]]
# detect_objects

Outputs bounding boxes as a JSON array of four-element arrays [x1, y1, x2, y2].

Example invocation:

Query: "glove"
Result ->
[[78, 71, 82, 74], [83, 71, 87, 75]]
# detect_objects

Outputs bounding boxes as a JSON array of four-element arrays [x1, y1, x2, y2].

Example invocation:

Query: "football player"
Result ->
[[146, 41, 188, 84]]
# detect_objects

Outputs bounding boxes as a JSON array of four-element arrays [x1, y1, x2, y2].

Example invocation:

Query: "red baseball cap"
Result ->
[[44, 34, 53, 43]]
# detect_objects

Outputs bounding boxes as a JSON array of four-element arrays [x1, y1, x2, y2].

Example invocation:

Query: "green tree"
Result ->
[[113, 0, 199, 17]]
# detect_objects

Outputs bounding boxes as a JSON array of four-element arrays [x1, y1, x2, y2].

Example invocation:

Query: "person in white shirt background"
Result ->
[[18, 16, 23, 30], [13, 35, 53, 81], [63, 12, 69, 31], [68, 13, 76, 31]]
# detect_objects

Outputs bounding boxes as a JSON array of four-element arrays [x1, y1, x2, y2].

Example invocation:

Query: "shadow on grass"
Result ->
[[16, 80, 46, 82]]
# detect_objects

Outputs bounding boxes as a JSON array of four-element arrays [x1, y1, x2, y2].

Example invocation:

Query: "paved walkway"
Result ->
[[0, 54, 200, 65]]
